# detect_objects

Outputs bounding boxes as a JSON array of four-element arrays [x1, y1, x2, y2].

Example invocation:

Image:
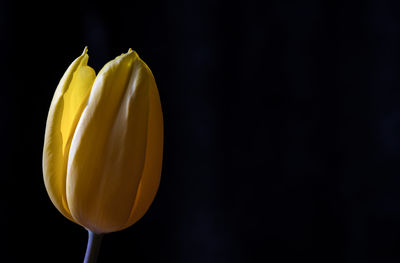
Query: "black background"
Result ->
[[2, 0, 400, 262]]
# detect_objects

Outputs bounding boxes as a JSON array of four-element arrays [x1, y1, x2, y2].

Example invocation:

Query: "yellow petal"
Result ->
[[123, 61, 163, 228], [43, 47, 96, 222], [66, 50, 157, 233]]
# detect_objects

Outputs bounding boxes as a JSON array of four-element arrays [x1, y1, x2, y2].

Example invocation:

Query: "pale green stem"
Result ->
[[83, 230, 103, 263]]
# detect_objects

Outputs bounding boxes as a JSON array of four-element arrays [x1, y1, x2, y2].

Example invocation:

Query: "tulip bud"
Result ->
[[43, 47, 163, 234]]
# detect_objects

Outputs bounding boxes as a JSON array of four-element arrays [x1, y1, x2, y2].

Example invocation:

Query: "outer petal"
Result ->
[[43, 48, 96, 222], [66, 50, 161, 233], [123, 63, 163, 229]]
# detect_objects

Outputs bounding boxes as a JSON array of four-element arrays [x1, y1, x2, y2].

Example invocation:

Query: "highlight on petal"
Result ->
[[43, 47, 96, 222]]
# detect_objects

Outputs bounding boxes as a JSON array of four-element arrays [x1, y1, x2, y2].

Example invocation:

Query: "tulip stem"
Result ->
[[84, 230, 103, 263]]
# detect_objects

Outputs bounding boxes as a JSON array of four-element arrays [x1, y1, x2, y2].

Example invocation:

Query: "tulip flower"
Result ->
[[43, 47, 163, 262]]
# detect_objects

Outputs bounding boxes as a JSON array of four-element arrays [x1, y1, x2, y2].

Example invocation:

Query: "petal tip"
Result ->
[[82, 46, 88, 55]]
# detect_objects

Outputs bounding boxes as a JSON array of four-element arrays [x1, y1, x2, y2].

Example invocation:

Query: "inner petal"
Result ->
[[60, 61, 96, 153]]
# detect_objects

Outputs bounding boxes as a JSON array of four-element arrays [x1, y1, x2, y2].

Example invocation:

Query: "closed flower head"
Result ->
[[43, 47, 163, 234]]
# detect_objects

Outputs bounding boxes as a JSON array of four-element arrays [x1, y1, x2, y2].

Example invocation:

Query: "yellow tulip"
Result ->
[[42, 47, 163, 235]]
